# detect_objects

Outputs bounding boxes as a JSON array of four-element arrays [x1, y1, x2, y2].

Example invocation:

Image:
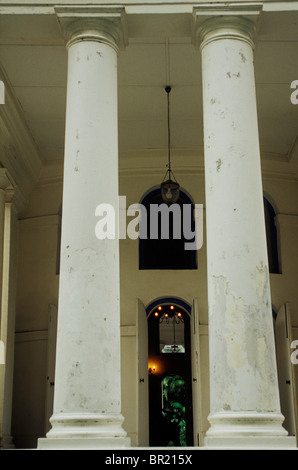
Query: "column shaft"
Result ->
[[0, 202, 18, 448], [197, 16, 293, 446], [39, 15, 129, 449], [0, 171, 15, 448]]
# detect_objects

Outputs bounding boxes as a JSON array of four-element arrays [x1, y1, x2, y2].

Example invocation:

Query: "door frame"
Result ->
[[274, 303, 298, 439], [137, 296, 203, 447], [190, 298, 204, 446], [44, 304, 58, 435], [136, 298, 149, 446]]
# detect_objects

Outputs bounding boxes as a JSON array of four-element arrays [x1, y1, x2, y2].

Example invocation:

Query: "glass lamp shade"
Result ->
[[161, 179, 180, 204]]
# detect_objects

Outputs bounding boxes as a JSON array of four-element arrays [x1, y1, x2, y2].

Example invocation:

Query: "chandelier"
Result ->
[[154, 305, 184, 353]]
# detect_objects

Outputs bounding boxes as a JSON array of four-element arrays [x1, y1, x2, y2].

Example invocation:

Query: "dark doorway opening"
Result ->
[[148, 303, 193, 447]]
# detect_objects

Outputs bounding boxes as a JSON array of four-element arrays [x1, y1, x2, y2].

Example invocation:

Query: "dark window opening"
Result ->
[[139, 188, 197, 270], [264, 197, 280, 274]]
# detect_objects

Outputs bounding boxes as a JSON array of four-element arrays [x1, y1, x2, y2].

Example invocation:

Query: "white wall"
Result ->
[[12, 183, 61, 448], [10, 163, 298, 447]]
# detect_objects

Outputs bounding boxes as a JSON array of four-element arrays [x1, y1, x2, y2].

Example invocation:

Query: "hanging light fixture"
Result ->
[[160, 86, 180, 204]]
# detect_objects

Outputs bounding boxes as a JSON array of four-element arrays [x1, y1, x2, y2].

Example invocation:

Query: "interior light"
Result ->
[[148, 365, 157, 374], [160, 86, 180, 205]]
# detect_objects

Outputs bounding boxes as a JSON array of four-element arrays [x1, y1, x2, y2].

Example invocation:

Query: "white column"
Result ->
[[0, 198, 18, 448], [0, 171, 14, 304], [0, 172, 16, 449], [38, 9, 129, 449], [196, 14, 295, 447]]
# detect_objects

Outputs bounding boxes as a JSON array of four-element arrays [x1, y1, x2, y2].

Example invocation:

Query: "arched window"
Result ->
[[139, 188, 197, 270], [264, 197, 280, 274]]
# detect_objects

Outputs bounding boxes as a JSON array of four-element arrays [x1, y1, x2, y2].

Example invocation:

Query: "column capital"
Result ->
[[55, 6, 128, 52], [0, 169, 20, 211], [193, 3, 262, 50], [0, 169, 15, 192]]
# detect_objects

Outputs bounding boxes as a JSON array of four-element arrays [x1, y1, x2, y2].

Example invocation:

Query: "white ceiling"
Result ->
[[0, 8, 298, 180]]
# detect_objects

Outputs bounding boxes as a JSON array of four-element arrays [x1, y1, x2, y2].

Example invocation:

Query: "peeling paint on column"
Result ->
[[257, 337, 267, 379], [226, 72, 240, 79], [239, 50, 247, 63], [199, 14, 289, 441], [74, 149, 79, 172], [254, 262, 268, 299], [213, 275, 246, 370], [210, 270, 280, 413], [224, 287, 246, 370]]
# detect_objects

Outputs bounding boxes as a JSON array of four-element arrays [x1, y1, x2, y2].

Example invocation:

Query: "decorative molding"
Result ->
[[288, 136, 298, 180], [19, 214, 60, 229], [33, 149, 297, 184], [35, 160, 64, 188], [55, 6, 128, 52], [15, 330, 47, 343], [193, 2, 263, 23], [193, 3, 263, 49], [0, 65, 43, 214], [120, 325, 136, 337], [0, 168, 15, 192], [261, 152, 298, 182], [275, 213, 298, 227]]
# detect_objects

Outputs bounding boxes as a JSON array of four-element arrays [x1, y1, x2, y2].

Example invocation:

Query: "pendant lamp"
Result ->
[[160, 86, 180, 204]]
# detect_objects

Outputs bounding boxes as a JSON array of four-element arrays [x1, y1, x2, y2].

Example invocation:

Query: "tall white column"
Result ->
[[0, 171, 14, 304], [38, 9, 129, 449], [0, 199, 18, 448], [0, 172, 16, 449], [195, 13, 295, 447]]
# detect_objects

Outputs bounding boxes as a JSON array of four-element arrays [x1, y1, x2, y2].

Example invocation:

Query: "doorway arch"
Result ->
[[146, 297, 192, 317], [146, 298, 193, 447]]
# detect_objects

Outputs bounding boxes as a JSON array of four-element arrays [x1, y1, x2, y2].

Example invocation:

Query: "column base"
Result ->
[[38, 412, 131, 450], [0, 435, 15, 449], [38, 437, 131, 450], [203, 411, 297, 448], [204, 436, 297, 449]]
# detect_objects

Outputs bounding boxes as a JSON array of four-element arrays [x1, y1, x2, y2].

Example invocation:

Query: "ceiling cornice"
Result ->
[[0, 65, 44, 213]]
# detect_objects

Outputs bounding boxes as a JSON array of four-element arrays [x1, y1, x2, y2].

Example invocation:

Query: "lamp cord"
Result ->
[[165, 86, 171, 173]]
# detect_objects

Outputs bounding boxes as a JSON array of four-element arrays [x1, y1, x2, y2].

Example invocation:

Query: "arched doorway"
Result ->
[[147, 301, 193, 447]]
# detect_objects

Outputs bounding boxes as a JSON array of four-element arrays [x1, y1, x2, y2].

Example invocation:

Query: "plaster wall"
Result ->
[[11, 162, 298, 447], [13, 202, 60, 447]]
